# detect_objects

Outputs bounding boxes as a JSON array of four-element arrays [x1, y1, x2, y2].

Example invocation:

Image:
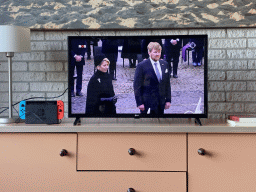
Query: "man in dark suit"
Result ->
[[70, 38, 87, 97], [164, 38, 182, 78], [134, 42, 171, 115]]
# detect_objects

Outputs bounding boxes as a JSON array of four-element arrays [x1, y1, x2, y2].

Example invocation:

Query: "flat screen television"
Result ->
[[68, 34, 208, 124]]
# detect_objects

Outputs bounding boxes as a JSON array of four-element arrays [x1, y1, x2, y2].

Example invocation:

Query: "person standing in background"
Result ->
[[164, 38, 182, 78], [190, 38, 204, 66], [70, 38, 87, 97], [101, 38, 118, 80], [121, 38, 141, 68]]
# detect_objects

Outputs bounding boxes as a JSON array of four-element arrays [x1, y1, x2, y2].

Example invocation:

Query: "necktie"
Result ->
[[154, 62, 161, 82]]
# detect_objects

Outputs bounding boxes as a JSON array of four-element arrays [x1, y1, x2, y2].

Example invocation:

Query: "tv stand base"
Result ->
[[73, 117, 81, 126], [195, 118, 202, 126]]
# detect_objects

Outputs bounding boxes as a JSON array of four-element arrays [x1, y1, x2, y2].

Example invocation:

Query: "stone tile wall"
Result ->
[[1, 1, 255, 29], [0, 28, 255, 119]]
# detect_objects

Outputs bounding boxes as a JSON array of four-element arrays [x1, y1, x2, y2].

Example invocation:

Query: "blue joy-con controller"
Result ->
[[19, 100, 26, 120]]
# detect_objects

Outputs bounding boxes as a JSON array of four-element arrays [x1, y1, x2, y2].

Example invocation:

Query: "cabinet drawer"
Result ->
[[188, 133, 256, 192], [76, 172, 186, 192], [77, 133, 186, 171], [0, 133, 77, 191]]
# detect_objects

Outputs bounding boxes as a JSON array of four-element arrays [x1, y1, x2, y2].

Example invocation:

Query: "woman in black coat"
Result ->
[[85, 56, 116, 115]]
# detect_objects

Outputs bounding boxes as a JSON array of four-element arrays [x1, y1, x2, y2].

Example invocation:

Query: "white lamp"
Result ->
[[0, 25, 31, 124]]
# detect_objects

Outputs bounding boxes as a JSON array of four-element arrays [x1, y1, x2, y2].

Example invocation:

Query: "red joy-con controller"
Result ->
[[57, 100, 64, 119]]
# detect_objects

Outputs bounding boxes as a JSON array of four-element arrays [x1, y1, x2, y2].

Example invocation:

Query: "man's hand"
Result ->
[[74, 55, 82, 62], [165, 102, 171, 109], [171, 40, 177, 45], [138, 104, 145, 111]]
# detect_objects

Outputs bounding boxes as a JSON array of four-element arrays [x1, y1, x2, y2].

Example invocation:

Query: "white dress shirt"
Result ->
[[149, 57, 162, 80]]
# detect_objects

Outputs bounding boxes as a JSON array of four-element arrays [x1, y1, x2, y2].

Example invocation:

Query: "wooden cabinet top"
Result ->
[[0, 118, 255, 133]]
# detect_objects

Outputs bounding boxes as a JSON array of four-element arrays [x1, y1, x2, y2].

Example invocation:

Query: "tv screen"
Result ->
[[68, 35, 208, 119]]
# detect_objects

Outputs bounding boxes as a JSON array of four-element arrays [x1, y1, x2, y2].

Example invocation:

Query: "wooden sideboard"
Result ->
[[0, 119, 255, 191]]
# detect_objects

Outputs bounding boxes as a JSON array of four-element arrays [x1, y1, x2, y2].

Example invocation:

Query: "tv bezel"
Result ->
[[68, 34, 208, 119]]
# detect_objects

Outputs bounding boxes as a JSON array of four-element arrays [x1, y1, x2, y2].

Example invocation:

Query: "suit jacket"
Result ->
[[101, 39, 118, 55], [134, 59, 171, 112], [121, 38, 141, 59], [165, 38, 182, 53], [164, 38, 182, 62], [70, 39, 87, 66]]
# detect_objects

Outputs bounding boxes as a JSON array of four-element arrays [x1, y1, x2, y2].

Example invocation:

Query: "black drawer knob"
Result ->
[[127, 188, 135, 192], [198, 148, 205, 155], [60, 149, 68, 156], [128, 148, 135, 155]]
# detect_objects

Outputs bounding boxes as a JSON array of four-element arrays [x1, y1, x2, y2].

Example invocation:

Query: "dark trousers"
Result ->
[[86, 40, 93, 58], [192, 47, 203, 63], [70, 64, 83, 93], [166, 52, 180, 76], [129, 58, 136, 67]]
